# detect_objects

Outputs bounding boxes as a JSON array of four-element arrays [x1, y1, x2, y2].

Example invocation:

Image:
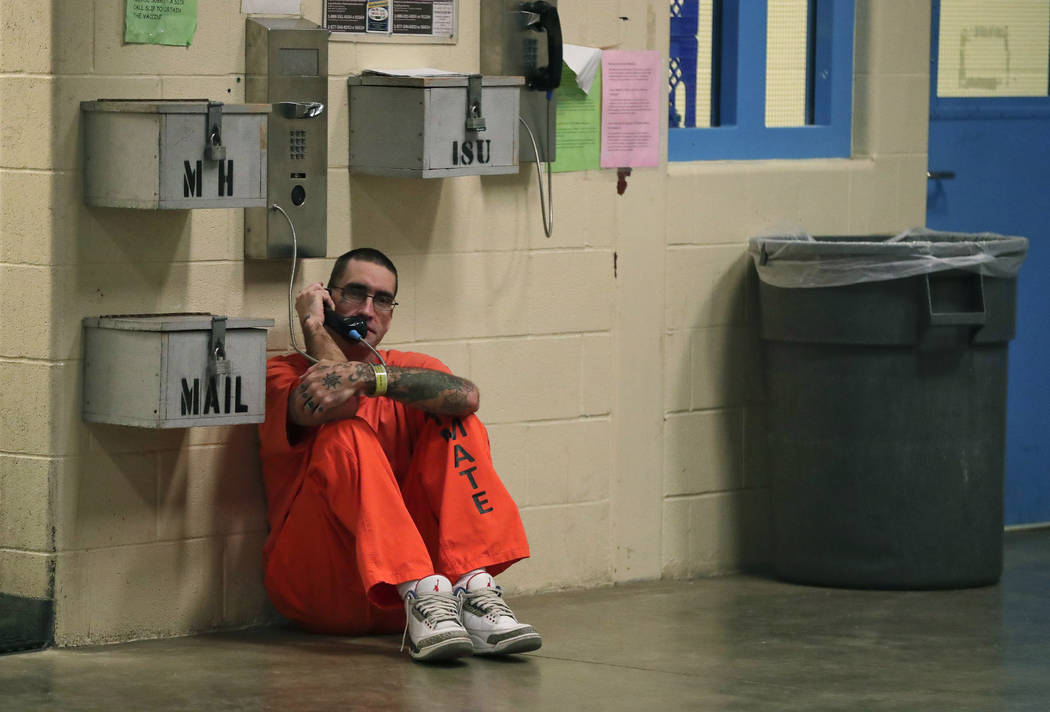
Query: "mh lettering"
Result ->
[[183, 160, 203, 197], [218, 160, 234, 196], [182, 159, 236, 197]]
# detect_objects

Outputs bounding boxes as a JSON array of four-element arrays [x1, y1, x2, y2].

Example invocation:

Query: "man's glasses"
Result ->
[[329, 284, 398, 312]]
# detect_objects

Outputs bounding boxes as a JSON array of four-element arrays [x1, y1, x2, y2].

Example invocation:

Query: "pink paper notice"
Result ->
[[600, 50, 661, 168]]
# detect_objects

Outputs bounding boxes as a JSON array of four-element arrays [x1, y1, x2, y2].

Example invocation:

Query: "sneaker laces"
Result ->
[[400, 592, 462, 652], [464, 587, 515, 620]]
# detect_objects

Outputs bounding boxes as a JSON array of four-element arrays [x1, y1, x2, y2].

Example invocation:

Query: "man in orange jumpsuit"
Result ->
[[259, 247, 540, 662]]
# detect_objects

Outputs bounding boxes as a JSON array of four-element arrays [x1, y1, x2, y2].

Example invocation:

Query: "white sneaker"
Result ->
[[454, 572, 542, 655], [402, 576, 473, 662]]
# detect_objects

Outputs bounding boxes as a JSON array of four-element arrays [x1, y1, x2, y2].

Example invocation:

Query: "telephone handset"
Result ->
[[323, 309, 368, 342], [521, 1, 562, 91], [322, 308, 388, 368]]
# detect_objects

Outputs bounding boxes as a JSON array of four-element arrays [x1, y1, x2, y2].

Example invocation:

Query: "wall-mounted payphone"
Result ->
[[244, 18, 329, 259], [480, 0, 562, 163]]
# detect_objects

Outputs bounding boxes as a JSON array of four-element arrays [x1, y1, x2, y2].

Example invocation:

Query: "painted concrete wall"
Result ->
[[0, 0, 931, 645]]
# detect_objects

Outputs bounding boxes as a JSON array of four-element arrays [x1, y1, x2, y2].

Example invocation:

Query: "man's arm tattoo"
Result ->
[[387, 368, 476, 415]]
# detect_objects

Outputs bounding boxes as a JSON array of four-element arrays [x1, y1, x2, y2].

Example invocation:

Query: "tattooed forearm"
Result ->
[[291, 361, 371, 426], [442, 389, 470, 412], [386, 368, 479, 416]]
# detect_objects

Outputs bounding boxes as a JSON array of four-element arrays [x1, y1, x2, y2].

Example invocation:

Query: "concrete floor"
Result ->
[[2, 529, 1048, 711]]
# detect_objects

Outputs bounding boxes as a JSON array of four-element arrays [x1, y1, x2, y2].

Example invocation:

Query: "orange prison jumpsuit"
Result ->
[[259, 350, 529, 635]]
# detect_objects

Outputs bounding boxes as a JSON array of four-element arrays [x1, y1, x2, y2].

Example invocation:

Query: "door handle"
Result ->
[[926, 170, 955, 180]]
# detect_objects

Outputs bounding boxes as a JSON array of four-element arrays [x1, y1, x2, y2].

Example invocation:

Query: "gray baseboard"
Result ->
[[0, 593, 53, 654]]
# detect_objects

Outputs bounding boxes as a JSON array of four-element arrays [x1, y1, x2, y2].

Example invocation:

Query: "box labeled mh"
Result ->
[[82, 100, 270, 209]]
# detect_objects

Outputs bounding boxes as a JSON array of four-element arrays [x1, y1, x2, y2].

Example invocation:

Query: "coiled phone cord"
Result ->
[[272, 203, 319, 365], [519, 94, 555, 237], [272, 203, 387, 368]]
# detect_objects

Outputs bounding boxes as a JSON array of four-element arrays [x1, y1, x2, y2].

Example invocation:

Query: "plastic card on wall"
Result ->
[[325, 0, 455, 38]]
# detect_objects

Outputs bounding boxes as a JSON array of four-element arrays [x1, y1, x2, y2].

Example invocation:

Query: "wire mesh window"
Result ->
[[669, 0, 713, 128], [670, 0, 815, 128], [765, 1, 810, 126], [668, 0, 854, 160]]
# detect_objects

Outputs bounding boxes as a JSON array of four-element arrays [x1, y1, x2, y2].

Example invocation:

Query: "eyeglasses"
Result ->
[[329, 284, 398, 312]]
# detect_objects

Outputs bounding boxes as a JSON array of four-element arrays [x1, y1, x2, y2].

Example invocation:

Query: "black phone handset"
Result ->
[[323, 308, 388, 367], [323, 308, 368, 342], [522, 1, 562, 92]]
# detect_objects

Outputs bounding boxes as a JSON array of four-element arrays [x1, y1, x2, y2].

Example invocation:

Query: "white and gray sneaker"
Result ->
[[402, 575, 474, 662], [454, 572, 542, 655]]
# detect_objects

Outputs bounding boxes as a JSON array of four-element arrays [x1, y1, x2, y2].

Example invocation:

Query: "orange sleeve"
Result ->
[[260, 354, 310, 451]]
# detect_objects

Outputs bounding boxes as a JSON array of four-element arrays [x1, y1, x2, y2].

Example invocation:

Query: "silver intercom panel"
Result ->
[[244, 18, 328, 259], [480, 0, 562, 163]]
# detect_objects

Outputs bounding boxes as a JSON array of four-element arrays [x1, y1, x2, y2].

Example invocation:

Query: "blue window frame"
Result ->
[[669, 0, 856, 161]]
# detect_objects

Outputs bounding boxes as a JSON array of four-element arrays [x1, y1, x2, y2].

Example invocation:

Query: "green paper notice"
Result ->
[[125, 0, 198, 46], [551, 62, 601, 173]]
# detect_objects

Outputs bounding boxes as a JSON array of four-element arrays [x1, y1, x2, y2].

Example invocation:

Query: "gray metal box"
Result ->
[[82, 100, 270, 209], [348, 74, 523, 178], [82, 314, 274, 428]]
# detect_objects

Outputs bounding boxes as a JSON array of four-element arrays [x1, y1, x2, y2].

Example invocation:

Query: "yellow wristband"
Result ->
[[371, 363, 388, 397]]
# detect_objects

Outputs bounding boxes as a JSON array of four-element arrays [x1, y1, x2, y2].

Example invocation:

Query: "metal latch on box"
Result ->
[[208, 315, 232, 376], [205, 101, 226, 161], [465, 74, 486, 133]]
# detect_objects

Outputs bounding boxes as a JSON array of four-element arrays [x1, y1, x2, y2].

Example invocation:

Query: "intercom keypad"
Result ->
[[289, 130, 306, 160]]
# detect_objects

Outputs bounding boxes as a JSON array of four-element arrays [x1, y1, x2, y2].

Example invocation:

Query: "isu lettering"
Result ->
[[450, 140, 492, 166]]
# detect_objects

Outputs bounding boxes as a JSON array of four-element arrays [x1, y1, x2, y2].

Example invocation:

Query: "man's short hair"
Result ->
[[328, 248, 398, 295]]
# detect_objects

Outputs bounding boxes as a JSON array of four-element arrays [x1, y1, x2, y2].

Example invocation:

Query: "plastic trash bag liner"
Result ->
[[748, 228, 1029, 288]]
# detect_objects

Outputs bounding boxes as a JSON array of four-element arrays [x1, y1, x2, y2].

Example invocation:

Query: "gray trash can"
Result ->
[[749, 230, 1028, 589]]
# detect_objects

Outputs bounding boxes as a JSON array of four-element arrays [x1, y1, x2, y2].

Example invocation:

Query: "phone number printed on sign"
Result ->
[[325, 0, 454, 38]]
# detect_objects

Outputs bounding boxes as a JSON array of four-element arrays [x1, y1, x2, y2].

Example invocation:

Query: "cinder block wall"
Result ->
[[0, 0, 931, 645]]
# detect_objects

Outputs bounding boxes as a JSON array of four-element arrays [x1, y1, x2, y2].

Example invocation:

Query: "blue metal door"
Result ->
[[926, 1, 1050, 525]]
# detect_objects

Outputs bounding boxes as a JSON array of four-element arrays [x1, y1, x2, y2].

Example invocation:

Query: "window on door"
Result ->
[[931, 0, 1050, 119], [936, 0, 1049, 98]]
